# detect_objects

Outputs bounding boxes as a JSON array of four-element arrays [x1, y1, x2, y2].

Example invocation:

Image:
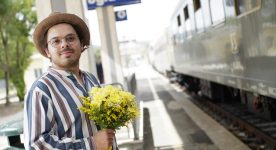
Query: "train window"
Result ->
[[184, 6, 189, 20], [183, 5, 192, 37], [210, 0, 225, 25], [193, 0, 201, 12], [194, 0, 204, 32], [235, 0, 261, 17], [177, 15, 181, 27]]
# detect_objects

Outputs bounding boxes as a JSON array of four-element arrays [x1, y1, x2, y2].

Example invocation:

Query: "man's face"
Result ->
[[45, 23, 83, 70]]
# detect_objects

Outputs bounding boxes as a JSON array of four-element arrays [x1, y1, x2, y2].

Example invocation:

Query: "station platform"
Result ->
[[0, 64, 250, 150], [127, 64, 250, 150]]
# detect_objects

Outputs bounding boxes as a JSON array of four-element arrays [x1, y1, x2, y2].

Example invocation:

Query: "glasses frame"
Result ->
[[47, 34, 79, 48]]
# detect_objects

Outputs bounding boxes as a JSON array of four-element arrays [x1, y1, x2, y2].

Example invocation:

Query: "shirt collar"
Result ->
[[48, 67, 84, 78]]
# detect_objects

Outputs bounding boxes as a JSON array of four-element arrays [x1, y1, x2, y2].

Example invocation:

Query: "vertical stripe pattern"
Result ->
[[24, 67, 101, 150]]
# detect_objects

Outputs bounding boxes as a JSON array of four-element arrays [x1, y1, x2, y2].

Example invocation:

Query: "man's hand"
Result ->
[[93, 129, 115, 150]]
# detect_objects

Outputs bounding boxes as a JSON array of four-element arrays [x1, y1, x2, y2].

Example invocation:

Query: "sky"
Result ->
[[84, 0, 179, 46]]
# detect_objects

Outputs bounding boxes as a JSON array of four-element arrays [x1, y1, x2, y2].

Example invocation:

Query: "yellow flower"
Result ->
[[79, 85, 139, 129]]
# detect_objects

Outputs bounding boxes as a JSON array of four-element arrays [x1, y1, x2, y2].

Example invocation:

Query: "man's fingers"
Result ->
[[94, 130, 115, 150], [105, 129, 115, 136], [108, 138, 113, 143], [106, 129, 115, 133]]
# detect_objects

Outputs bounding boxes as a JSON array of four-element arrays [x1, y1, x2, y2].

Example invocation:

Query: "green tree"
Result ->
[[0, 0, 37, 105]]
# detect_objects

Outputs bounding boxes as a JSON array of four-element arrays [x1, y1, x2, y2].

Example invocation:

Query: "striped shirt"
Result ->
[[24, 67, 104, 150]]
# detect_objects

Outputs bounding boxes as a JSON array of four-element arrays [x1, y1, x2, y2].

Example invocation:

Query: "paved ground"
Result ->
[[134, 64, 249, 150], [136, 68, 217, 150], [0, 102, 23, 123], [0, 101, 24, 149]]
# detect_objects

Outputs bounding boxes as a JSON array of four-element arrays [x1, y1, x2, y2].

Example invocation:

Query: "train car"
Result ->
[[151, 0, 276, 121], [149, 28, 174, 75]]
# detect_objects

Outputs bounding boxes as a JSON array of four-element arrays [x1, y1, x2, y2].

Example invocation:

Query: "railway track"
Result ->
[[189, 94, 276, 150]]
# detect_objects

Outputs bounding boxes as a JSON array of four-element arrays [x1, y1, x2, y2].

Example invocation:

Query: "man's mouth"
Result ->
[[61, 49, 74, 57]]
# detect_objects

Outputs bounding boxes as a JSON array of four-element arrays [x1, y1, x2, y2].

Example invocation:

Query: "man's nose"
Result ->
[[61, 39, 69, 48]]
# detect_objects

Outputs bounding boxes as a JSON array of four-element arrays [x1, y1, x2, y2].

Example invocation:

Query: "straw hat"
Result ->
[[33, 12, 90, 57]]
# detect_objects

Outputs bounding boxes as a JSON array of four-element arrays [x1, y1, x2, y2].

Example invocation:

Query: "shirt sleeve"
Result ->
[[24, 88, 96, 150]]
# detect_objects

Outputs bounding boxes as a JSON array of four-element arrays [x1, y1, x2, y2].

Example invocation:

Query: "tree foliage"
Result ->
[[0, 0, 37, 104]]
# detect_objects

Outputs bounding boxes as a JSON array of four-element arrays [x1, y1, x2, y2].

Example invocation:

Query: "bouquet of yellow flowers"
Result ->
[[79, 85, 139, 129]]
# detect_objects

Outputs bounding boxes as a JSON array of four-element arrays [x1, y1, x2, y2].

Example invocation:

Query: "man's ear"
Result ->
[[45, 48, 51, 58], [82, 45, 89, 53]]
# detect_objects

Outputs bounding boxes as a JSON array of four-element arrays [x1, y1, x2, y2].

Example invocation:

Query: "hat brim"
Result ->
[[33, 13, 90, 57]]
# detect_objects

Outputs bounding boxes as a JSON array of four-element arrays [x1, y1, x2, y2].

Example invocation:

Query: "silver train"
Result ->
[[150, 0, 276, 121]]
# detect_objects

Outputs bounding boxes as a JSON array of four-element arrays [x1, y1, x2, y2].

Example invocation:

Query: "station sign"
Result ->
[[115, 10, 127, 21], [87, 0, 141, 10]]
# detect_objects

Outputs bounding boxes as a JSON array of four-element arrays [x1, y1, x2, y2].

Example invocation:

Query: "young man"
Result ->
[[24, 12, 116, 150]]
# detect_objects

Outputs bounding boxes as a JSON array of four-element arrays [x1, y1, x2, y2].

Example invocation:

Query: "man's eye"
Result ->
[[52, 39, 60, 45], [67, 36, 75, 42]]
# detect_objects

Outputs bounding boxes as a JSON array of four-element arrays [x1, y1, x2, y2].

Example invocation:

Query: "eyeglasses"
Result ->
[[47, 34, 79, 48]]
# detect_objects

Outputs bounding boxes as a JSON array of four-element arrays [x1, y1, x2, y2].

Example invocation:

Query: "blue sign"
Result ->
[[115, 10, 127, 21], [87, 0, 141, 10]]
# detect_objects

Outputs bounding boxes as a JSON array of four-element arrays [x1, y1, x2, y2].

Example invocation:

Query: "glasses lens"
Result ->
[[66, 35, 77, 43], [50, 39, 60, 48], [48, 34, 78, 48]]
